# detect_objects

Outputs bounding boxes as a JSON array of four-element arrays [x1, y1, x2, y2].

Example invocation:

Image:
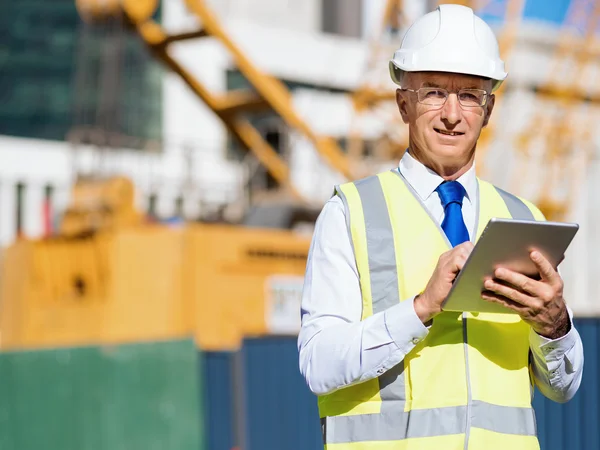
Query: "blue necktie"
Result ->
[[436, 181, 470, 247]]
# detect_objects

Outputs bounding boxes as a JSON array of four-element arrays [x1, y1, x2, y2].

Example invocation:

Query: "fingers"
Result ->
[[449, 253, 468, 274], [447, 242, 474, 272], [455, 241, 474, 252], [444, 242, 473, 260], [481, 290, 528, 313], [492, 268, 543, 297], [483, 278, 541, 309], [530, 251, 560, 285]]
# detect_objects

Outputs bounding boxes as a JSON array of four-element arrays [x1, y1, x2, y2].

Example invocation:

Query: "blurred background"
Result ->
[[0, 0, 599, 449]]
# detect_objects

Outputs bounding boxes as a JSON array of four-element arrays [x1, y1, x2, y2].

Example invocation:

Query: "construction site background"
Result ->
[[0, 1, 599, 450]]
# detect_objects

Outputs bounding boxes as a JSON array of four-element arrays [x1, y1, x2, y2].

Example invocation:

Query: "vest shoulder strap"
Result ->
[[334, 174, 386, 241], [337, 176, 545, 223], [479, 179, 546, 221]]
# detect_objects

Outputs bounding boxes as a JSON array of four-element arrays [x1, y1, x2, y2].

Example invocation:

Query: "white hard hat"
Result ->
[[389, 4, 507, 91]]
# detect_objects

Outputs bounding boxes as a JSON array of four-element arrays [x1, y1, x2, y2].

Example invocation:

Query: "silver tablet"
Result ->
[[441, 218, 579, 314]]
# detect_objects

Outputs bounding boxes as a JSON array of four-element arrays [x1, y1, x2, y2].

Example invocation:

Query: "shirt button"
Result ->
[[412, 338, 420, 345], [377, 369, 384, 375]]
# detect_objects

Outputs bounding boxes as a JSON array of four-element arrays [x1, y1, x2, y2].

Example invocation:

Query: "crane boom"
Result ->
[[76, 0, 359, 205]]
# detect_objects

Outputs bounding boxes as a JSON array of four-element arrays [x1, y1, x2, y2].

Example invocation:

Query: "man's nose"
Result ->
[[440, 93, 461, 124]]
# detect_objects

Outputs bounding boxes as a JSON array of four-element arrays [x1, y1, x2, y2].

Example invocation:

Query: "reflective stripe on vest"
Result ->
[[323, 400, 537, 443], [320, 170, 545, 450], [494, 186, 535, 221], [352, 176, 406, 409]]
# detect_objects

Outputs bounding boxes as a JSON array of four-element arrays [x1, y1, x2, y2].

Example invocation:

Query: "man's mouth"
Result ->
[[435, 128, 464, 137]]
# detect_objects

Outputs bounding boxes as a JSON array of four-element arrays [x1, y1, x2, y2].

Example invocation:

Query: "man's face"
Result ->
[[396, 71, 495, 173]]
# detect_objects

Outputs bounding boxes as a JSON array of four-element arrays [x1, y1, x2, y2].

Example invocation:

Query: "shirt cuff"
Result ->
[[529, 315, 577, 362], [384, 296, 429, 354]]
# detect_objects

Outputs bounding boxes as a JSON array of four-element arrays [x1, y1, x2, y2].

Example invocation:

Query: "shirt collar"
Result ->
[[398, 150, 477, 205]]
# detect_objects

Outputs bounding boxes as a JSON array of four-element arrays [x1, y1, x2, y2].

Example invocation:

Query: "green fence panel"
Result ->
[[0, 339, 203, 450]]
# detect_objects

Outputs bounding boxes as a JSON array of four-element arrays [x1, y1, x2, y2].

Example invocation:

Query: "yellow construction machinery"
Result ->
[[1, 0, 338, 351], [0, 174, 310, 351]]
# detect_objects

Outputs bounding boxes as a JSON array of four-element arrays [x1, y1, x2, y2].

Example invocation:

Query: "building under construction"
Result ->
[[0, 1, 599, 449]]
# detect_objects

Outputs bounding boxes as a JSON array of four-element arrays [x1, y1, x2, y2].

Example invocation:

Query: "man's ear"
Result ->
[[396, 89, 410, 124], [482, 93, 496, 128]]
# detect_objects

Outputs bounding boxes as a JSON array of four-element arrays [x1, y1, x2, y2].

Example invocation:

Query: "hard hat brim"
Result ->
[[389, 61, 505, 92]]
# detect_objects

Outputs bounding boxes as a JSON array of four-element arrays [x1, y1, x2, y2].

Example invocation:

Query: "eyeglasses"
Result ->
[[402, 87, 489, 108]]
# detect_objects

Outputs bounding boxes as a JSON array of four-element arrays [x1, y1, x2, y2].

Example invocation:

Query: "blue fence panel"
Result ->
[[577, 320, 600, 449], [241, 337, 321, 450], [203, 352, 236, 450], [533, 318, 600, 450], [234, 319, 599, 450]]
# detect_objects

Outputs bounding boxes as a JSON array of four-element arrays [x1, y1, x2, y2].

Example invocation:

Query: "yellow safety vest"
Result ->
[[319, 169, 545, 450]]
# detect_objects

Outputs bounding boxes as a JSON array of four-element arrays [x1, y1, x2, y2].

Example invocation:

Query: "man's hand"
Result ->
[[414, 242, 474, 323], [481, 250, 570, 339]]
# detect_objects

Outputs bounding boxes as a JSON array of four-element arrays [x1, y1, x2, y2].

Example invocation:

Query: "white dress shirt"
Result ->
[[298, 151, 584, 403]]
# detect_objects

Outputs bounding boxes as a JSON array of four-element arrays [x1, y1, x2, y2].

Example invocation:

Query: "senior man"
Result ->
[[298, 4, 584, 450]]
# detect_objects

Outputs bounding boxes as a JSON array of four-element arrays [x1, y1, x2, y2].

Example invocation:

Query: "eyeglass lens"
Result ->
[[418, 88, 486, 107]]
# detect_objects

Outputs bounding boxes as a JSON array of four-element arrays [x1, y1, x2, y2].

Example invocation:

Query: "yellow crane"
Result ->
[[75, 0, 364, 205], [512, 0, 600, 220]]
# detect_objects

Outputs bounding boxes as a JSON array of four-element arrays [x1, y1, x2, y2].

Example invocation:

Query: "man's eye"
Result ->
[[424, 89, 446, 99]]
